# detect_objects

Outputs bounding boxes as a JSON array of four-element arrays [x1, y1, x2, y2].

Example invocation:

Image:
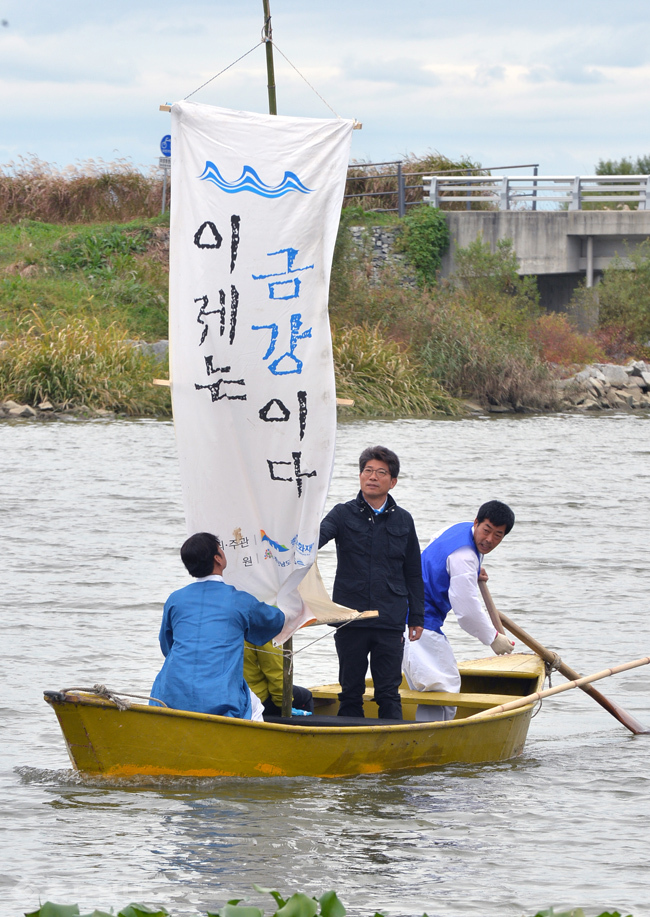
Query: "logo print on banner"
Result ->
[[198, 162, 313, 198]]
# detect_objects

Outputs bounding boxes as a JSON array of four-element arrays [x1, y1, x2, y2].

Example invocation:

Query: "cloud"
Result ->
[[0, 33, 138, 84], [473, 65, 506, 86], [2, 0, 650, 177], [342, 58, 441, 87], [523, 65, 607, 85]]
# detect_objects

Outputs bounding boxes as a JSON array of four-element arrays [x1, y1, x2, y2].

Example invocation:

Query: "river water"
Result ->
[[1, 413, 649, 917]]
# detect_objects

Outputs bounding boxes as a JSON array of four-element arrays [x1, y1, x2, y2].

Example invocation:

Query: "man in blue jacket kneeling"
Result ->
[[151, 532, 285, 720]]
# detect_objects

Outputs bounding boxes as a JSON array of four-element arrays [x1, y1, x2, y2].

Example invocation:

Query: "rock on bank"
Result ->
[[558, 361, 650, 411]]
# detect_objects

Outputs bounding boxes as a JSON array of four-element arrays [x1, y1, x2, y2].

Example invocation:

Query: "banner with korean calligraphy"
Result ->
[[169, 101, 354, 642]]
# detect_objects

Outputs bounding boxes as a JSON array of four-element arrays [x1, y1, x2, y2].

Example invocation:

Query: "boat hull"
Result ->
[[44, 654, 544, 779]]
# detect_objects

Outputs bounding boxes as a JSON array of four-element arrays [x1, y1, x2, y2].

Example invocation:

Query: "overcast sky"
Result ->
[[1, 0, 648, 176]]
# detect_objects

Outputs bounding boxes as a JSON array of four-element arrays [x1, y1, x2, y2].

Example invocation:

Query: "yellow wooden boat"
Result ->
[[44, 653, 544, 778]]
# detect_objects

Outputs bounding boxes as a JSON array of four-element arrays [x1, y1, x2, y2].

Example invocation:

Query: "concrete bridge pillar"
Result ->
[[586, 236, 594, 288]]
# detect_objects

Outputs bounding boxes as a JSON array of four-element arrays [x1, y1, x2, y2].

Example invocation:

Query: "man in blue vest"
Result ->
[[402, 500, 515, 722]]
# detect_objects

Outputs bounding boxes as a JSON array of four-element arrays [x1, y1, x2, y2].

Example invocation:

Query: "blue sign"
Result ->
[[160, 135, 171, 157]]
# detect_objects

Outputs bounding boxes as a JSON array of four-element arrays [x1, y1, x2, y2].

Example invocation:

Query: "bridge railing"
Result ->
[[423, 175, 650, 211], [343, 161, 538, 215]]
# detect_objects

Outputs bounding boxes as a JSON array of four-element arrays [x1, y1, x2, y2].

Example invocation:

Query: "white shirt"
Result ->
[[431, 526, 497, 646]]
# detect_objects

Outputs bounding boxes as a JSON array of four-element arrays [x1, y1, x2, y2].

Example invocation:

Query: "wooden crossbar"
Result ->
[[311, 685, 518, 710]]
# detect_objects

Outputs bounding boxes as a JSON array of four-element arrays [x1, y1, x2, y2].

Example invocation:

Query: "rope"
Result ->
[[179, 32, 341, 119], [243, 612, 368, 661], [61, 685, 168, 710], [291, 612, 364, 655], [544, 652, 563, 688], [183, 41, 265, 101], [269, 40, 342, 119]]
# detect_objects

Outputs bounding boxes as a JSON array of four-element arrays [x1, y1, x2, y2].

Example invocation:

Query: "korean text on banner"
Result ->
[[169, 102, 354, 642]]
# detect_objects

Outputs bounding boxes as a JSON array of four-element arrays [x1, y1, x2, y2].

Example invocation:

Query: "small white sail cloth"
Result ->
[[169, 102, 353, 643], [296, 562, 372, 625]]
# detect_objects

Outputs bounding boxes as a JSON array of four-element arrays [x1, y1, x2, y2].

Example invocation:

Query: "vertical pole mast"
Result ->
[[262, 1, 292, 717], [262, 0, 278, 116]]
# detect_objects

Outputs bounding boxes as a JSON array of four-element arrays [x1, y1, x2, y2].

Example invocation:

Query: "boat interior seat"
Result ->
[[263, 714, 408, 727]]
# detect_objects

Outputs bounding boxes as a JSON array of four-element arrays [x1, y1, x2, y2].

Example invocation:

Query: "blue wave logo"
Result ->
[[198, 162, 313, 198]]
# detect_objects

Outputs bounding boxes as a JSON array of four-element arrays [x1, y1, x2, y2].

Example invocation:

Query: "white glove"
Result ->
[[491, 632, 515, 655]]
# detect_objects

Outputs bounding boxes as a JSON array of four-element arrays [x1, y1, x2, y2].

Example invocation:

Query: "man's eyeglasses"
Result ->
[[361, 467, 391, 478]]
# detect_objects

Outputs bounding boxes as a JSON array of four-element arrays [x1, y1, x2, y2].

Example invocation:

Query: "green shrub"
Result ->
[[450, 236, 540, 333], [0, 312, 170, 415], [48, 225, 151, 274], [594, 241, 650, 344], [596, 155, 650, 175], [0, 218, 170, 342], [396, 205, 449, 287], [329, 224, 555, 411]]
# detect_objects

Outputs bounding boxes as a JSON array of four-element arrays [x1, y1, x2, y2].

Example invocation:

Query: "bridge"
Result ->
[[423, 175, 650, 322], [423, 174, 650, 212]]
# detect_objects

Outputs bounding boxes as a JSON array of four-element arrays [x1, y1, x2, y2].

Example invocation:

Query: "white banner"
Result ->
[[169, 101, 353, 641]]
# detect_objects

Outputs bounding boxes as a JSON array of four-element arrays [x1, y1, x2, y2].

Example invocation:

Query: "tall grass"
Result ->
[[0, 312, 170, 414], [0, 154, 488, 226], [419, 299, 558, 409], [333, 324, 459, 417], [0, 158, 164, 224]]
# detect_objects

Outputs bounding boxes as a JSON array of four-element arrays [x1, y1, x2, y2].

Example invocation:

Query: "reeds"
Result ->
[[333, 324, 459, 417], [0, 157, 164, 224], [419, 299, 559, 409], [0, 312, 171, 415]]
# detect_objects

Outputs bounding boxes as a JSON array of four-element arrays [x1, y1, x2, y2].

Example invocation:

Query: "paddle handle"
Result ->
[[480, 578, 506, 635], [479, 581, 650, 736], [466, 655, 650, 720]]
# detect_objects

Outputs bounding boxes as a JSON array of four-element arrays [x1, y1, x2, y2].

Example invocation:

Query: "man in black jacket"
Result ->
[[318, 445, 424, 720]]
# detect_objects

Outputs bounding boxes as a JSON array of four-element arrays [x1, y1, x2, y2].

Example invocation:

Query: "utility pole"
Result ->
[[262, 0, 277, 116]]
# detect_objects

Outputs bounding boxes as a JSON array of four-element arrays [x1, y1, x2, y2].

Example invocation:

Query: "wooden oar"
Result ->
[[466, 655, 650, 720], [479, 580, 650, 736]]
